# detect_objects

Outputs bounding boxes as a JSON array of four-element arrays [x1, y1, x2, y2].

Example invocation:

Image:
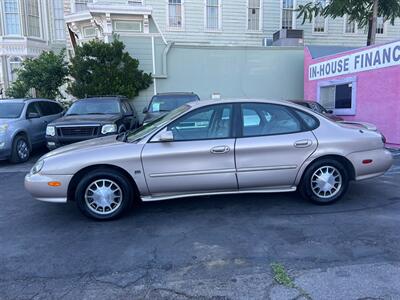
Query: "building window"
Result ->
[[376, 17, 384, 34], [319, 78, 356, 115], [75, 0, 92, 12], [344, 16, 356, 33], [247, 0, 261, 31], [168, 0, 183, 29], [206, 0, 221, 30], [52, 0, 65, 40], [26, 0, 41, 38], [113, 20, 142, 32], [281, 0, 295, 29], [313, 0, 326, 33], [4, 0, 21, 35], [9, 57, 22, 83], [83, 26, 96, 37]]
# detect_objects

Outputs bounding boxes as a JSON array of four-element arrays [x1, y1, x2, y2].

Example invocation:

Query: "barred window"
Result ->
[[313, 0, 327, 33], [281, 0, 294, 29], [248, 0, 261, 31], [168, 0, 183, 28], [376, 17, 384, 34], [206, 0, 220, 30], [344, 16, 356, 34]]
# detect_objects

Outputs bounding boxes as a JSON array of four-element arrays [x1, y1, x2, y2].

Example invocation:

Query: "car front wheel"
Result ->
[[75, 169, 133, 220], [10, 135, 30, 163], [299, 159, 349, 205]]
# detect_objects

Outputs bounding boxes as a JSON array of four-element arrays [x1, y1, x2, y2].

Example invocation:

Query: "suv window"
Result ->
[[241, 103, 301, 137], [168, 104, 233, 141], [121, 101, 132, 113], [38, 101, 62, 116], [26, 102, 41, 117]]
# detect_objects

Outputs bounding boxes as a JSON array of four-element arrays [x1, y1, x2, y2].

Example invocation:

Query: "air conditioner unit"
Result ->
[[262, 37, 273, 47], [272, 29, 304, 46]]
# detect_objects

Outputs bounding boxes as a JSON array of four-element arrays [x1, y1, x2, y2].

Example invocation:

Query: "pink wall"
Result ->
[[304, 45, 400, 147]]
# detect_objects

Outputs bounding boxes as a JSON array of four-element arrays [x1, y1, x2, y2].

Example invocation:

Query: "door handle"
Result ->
[[294, 139, 312, 148], [210, 145, 230, 154]]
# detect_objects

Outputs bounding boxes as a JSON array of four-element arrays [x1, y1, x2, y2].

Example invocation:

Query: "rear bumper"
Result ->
[[347, 148, 393, 181], [25, 173, 73, 203]]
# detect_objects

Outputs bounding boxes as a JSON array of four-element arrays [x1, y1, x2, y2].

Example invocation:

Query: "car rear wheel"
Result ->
[[10, 135, 30, 163], [299, 159, 349, 205], [75, 169, 133, 220]]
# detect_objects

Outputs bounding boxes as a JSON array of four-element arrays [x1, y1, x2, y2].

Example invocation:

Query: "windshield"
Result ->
[[66, 100, 121, 115], [126, 105, 190, 142], [148, 95, 199, 113], [0, 102, 25, 119]]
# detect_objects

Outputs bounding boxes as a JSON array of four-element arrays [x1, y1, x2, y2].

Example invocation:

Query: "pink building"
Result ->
[[304, 40, 400, 147]]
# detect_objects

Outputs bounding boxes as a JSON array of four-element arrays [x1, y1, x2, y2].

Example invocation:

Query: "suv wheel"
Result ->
[[299, 159, 349, 205], [10, 135, 30, 163], [75, 169, 133, 220]]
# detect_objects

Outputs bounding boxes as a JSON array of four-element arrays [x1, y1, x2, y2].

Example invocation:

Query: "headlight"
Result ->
[[101, 124, 117, 135], [46, 126, 56, 136], [30, 160, 44, 175], [0, 124, 8, 133]]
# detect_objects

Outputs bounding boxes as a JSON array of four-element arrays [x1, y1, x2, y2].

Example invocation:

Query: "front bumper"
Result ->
[[347, 148, 394, 181], [25, 173, 73, 203]]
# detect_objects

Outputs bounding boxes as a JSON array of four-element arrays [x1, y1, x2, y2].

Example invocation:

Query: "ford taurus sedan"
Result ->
[[25, 99, 393, 220]]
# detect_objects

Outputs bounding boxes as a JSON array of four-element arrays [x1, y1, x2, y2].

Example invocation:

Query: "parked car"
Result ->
[[142, 92, 200, 125], [25, 99, 393, 220], [45, 96, 139, 150], [290, 100, 344, 121], [0, 98, 64, 163]]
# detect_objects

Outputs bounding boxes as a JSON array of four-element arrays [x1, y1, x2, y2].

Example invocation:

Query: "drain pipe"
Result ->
[[153, 41, 174, 79]]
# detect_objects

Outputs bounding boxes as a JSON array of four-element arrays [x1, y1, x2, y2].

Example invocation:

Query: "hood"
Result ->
[[337, 121, 377, 132], [0, 118, 18, 125], [41, 135, 121, 160], [50, 114, 120, 126]]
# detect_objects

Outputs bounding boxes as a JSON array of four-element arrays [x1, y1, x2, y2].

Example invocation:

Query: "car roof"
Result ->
[[0, 98, 55, 103], [186, 98, 303, 108], [76, 97, 124, 102], [156, 92, 197, 96]]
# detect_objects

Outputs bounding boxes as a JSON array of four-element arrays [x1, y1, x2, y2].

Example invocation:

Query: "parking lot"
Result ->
[[0, 149, 400, 299]]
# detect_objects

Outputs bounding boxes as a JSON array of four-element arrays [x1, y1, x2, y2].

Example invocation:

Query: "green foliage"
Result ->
[[271, 263, 295, 288], [6, 50, 69, 99], [297, 0, 400, 44], [67, 39, 153, 99], [6, 80, 29, 98]]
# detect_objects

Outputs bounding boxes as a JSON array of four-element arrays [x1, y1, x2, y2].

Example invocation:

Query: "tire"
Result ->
[[299, 159, 349, 205], [10, 135, 30, 163], [75, 169, 134, 220]]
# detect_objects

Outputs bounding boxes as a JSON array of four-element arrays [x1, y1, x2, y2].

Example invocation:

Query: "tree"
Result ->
[[6, 50, 69, 99], [297, 0, 400, 46], [67, 39, 153, 99]]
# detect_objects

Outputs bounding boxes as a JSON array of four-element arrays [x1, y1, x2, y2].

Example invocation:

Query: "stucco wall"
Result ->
[[304, 45, 400, 146]]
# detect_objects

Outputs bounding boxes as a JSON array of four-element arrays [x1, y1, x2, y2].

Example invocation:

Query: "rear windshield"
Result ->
[[66, 99, 121, 115], [0, 102, 25, 119], [148, 94, 199, 113]]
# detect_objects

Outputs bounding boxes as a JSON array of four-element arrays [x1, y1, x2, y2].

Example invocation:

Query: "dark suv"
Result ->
[[46, 96, 139, 149], [142, 92, 200, 125]]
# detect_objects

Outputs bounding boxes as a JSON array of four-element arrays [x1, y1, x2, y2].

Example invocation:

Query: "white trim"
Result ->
[[113, 19, 143, 32], [317, 76, 357, 116], [151, 35, 157, 94]]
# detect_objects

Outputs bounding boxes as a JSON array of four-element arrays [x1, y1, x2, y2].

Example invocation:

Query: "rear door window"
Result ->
[[241, 103, 302, 137]]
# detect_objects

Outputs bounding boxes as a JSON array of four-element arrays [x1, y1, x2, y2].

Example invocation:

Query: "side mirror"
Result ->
[[142, 107, 148, 114], [159, 130, 174, 142], [28, 112, 40, 119]]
